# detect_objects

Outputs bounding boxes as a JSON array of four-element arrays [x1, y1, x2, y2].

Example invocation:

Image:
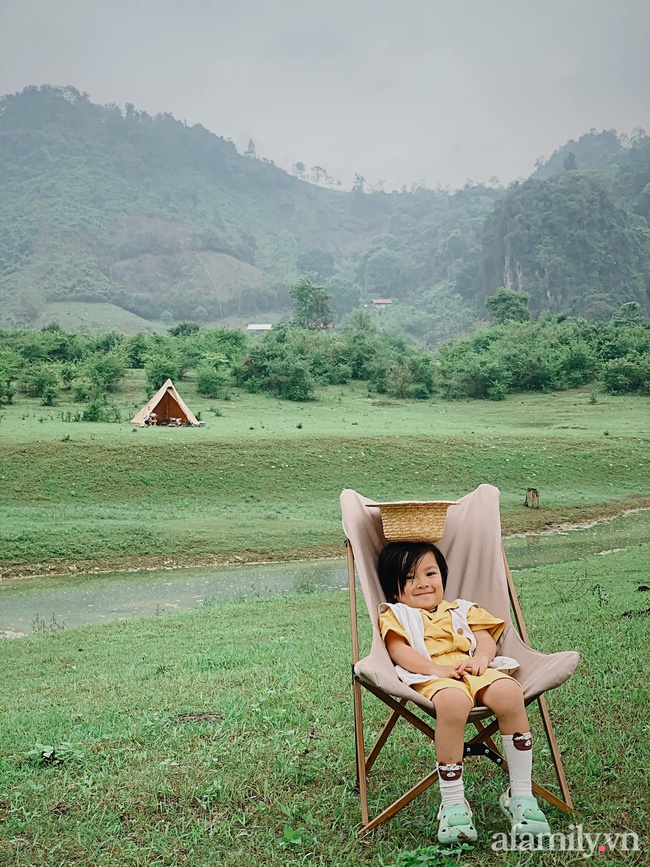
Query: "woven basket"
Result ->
[[368, 500, 458, 542]]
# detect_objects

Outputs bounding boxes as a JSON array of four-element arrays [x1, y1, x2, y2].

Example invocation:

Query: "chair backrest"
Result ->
[[341, 484, 513, 645]]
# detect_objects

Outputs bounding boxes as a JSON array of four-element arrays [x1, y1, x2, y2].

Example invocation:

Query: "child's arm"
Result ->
[[455, 628, 496, 676], [385, 632, 462, 679]]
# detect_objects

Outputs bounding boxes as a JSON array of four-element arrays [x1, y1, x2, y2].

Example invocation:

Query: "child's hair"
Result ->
[[378, 541, 448, 603]]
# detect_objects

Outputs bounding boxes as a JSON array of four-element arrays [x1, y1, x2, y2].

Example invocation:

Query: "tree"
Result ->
[[85, 349, 126, 394], [0, 351, 19, 404], [289, 277, 335, 330], [486, 288, 530, 324], [144, 347, 181, 391], [362, 246, 400, 297], [326, 276, 360, 318], [192, 306, 209, 322], [297, 249, 336, 282], [610, 301, 643, 327], [563, 152, 578, 171], [19, 363, 60, 405], [168, 322, 200, 337], [310, 166, 334, 187], [196, 359, 231, 398], [352, 174, 366, 193], [124, 333, 150, 368], [238, 328, 316, 400]]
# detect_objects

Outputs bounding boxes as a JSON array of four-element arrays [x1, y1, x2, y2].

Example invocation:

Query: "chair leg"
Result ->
[[366, 702, 405, 775], [359, 767, 440, 836], [535, 694, 574, 812], [353, 678, 369, 827]]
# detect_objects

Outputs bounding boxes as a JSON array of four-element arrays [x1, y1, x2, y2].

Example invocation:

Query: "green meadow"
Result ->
[[1, 382, 649, 864], [1, 376, 649, 575], [1, 545, 649, 866]]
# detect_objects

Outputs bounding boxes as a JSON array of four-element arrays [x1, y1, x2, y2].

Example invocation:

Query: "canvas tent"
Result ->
[[130, 379, 200, 427]]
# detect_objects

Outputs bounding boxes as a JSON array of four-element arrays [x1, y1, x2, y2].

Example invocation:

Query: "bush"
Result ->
[[602, 355, 650, 394], [81, 401, 122, 422], [485, 287, 530, 323], [84, 350, 126, 394], [265, 358, 314, 401], [144, 347, 182, 391], [487, 381, 508, 401], [19, 363, 61, 405], [72, 381, 93, 402], [407, 383, 431, 400], [0, 366, 16, 405], [196, 363, 230, 399]]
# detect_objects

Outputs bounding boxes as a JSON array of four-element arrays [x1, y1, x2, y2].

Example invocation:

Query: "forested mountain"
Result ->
[[482, 170, 650, 319], [1, 85, 649, 340], [530, 129, 629, 179]]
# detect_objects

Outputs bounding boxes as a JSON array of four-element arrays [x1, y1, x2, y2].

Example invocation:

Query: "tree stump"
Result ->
[[525, 488, 540, 508]]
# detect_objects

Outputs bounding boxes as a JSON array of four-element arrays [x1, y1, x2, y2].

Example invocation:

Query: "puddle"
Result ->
[[1, 510, 648, 635], [0, 560, 348, 635]]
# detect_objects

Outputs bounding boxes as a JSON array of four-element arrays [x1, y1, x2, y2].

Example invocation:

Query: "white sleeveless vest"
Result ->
[[378, 599, 519, 687]]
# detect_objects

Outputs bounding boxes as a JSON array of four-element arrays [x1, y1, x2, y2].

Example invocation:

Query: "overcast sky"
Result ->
[[1, 0, 648, 190]]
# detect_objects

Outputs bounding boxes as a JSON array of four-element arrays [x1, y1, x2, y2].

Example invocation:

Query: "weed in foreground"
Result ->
[[383, 842, 475, 866]]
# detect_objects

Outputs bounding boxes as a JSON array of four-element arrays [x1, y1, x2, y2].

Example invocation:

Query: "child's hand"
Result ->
[[430, 663, 462, 679], [455, 655, 490, 676]]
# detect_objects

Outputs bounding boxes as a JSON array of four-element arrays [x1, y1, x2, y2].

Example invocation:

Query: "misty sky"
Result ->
[[1, 0, 648, 190]]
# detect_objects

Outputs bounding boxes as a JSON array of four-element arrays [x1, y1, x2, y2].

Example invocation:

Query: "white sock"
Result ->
[[502, 732, 533, 797], [437, 762, 465, 807]]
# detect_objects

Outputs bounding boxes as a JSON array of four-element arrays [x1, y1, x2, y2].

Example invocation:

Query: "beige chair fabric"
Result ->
[[341, 484, 579, 712]]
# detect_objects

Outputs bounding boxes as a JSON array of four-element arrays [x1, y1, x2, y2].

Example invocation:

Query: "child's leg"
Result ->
[[478, 678, 550, 836], [431, 686, 473, 765], [431, 686, 477, 843], [477, 678, 532, 794]]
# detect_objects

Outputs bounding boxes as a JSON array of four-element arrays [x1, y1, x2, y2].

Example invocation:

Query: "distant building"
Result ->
[[371, 299, 392, 309], [246, 324, 273, 333]]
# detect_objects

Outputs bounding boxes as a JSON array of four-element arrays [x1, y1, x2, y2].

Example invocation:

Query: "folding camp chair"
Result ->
[[341, 484, 579, 835]]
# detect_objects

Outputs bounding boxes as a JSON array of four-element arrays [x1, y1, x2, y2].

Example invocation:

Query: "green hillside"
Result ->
[[1, 85, 649, 336]]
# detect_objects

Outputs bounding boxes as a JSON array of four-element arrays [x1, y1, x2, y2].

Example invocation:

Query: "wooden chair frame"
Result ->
[[346, 539, 575, 835]]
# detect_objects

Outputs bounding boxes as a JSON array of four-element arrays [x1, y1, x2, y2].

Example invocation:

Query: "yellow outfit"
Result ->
[[379, 599, 516, 703]]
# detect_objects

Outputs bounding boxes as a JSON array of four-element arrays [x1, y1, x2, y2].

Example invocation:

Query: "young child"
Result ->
[[378, 540, 550, 845]]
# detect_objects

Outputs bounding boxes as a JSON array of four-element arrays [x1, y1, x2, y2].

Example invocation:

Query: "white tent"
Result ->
[[130, 379, 200, 427]]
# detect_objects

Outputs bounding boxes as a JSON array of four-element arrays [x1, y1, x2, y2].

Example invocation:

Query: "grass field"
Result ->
[[1, 544, 648, 866], [1, 376, 649, 575], [1, 380, 649, 864]]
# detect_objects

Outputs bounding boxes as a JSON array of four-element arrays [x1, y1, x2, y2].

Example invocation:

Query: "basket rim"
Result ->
[[365, 500, 458, 508]]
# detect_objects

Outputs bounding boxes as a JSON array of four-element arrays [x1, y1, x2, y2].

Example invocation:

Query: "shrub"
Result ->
[[602, 355, 650, 394], [84, 350, 126, 394], [81, 401, 122, 422], [144, 347, 182, 391], [19, 363, 61, 405], [196, 363, 230, 398], [407, 383, 431, 400]]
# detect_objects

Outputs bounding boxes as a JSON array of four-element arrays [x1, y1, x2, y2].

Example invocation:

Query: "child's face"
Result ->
[[397, 551, 444, 610]]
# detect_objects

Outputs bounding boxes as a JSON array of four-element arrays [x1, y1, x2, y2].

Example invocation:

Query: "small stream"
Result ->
[[1, 510, 647, 636]]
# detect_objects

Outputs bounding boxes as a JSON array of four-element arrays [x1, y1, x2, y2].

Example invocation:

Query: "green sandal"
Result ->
[[437, 799, 478, 844], [499, 789, 550, 837]]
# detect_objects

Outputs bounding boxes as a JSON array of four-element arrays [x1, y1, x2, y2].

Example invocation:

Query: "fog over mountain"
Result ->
[[1, 0, 648, 189]]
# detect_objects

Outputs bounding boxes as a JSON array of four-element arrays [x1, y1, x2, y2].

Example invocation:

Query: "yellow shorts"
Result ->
[[415, 667, 518, 704]]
